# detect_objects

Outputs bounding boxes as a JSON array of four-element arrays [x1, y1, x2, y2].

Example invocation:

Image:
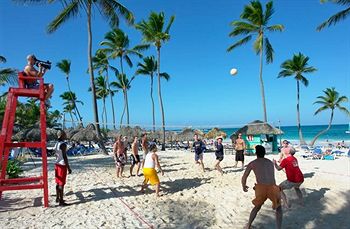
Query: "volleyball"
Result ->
[[230, 68, 238, 76]]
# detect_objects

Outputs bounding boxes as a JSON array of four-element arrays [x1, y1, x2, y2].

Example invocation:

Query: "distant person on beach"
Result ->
[[130, 136, 141, 176], [141, 133, 149, 167], [193, 134, 205, 172], [24, 54, 54, 102], [113, 135, 126, 178], [140, 144, 164, 197], [274, 150, 304, 208], [54, 130, 72, 206], [241, 145, 282, 229], [214, 137, 224, 175], [234, 133, 246, 169], [278, 140, 293, 163]]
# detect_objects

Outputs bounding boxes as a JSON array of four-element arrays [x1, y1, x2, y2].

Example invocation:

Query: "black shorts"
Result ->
[[130, 154, 140, 165], [216, 154, 224, 161], [235, 150, 244, 162]]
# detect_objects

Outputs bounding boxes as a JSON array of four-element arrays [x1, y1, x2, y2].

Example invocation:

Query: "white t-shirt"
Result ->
[[144, 152, 155, 169], [55, 141, 66, 165]]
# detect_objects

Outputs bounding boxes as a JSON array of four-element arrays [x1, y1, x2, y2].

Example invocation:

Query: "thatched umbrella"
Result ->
[[71, 124, 98, 142], [165, 131, 178, 142], [205, 127, 227, 139], [117, 126, 144, 139], [23, 128, 59, 141], [177, 128, 196, 141], [66, 126, 83, 139], [233, 120, 283, 138], [147, 130, 162, 141], [12, 129, 30, 141]]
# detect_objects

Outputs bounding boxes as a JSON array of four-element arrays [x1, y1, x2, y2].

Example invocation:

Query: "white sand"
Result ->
[[0, 150, 349, 228]]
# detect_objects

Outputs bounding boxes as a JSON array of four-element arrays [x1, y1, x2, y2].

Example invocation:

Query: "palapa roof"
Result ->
[[234, 120, 283, 137], [177, 128, 204, 141], [12, 128, 58, 141], [117, 126, 144, 138], [205, 127, 227, 139], [71, 123, 98, 142]]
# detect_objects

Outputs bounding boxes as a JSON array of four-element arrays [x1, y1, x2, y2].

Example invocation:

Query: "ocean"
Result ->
[[220, 124, 349, 144]]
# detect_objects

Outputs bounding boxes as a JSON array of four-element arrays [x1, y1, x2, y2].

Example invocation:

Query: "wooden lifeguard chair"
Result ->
[[0, 72, 49, 207]]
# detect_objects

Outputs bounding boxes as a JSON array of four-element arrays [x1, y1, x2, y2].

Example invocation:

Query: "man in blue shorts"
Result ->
[[193, 134, 205, 172]]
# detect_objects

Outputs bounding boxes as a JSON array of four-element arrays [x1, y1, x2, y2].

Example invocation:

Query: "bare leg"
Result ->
[[281, 189, 290, 208], [120, 166, 124, 177], [245, 205, 262, 229], [117, 167, 121, 178], [55, 184, 59, 202], [136, 163, 141, 176], [140, 179, 148, 193], [155, 183, 160, 197], [200, 159, 205, 172], [241, 161, 245, 169], [215, 161, 223, 175], [130, 164, 134, 176], [275, 205, 283, 229], [294, 187, 304, 205], [233, 161, 238, 168]]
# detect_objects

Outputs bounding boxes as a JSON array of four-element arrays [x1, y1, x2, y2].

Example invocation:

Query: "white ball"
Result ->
[[230, 68, 238, 76]]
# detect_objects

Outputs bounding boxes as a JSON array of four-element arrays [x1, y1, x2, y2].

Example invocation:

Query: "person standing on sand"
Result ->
[[130, 136, 141, 176], [234, 132, 246, 169], [140, 144, 164, 197], [193, 134, 205, 172], [214, 137, 224, 175], [113, 135, 126, 178], [54, 130, 72, 206], [274, 150, 304, 208], [241, 145, 282, 229]]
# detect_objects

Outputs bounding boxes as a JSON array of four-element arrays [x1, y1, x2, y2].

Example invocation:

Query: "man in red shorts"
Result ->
[[242, 145, 282, 229], [55, 130, 72, 206], [274, 150, 304, 208]]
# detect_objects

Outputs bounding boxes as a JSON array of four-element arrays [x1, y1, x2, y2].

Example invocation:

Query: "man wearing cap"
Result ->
[[24, 54, 54, 102], [54, 130, 72, 206]]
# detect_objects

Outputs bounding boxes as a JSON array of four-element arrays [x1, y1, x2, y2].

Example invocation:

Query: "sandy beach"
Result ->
[[1, 149, 349, 229]]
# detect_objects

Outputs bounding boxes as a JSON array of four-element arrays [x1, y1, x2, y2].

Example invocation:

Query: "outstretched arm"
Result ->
[[273, 159, 283, 171], [154, 154, 164, 176], [241, 163, 252, 192]]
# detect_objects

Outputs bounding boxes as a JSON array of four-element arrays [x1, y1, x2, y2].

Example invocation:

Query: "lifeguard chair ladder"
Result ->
[[0, 72, 49, 207]]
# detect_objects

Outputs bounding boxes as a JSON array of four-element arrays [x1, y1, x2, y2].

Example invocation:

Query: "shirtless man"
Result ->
[[241, 145, 282, 229], [113, 135, 126, 178], [234, 133, 246, 169], [24, 54, 54, 101], [130, 136, 141, 176]]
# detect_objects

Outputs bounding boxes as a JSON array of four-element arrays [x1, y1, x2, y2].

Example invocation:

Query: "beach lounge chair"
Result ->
[[312, 148, 323, 159]]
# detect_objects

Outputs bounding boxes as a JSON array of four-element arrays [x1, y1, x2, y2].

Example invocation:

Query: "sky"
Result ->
[[0, 0, 349, 129]]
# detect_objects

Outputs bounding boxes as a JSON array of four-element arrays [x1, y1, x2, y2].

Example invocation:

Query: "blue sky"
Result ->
[[0, 0, 349, 129]]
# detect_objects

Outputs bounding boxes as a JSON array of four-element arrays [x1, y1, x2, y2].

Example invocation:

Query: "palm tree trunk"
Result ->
[[296, 81, 306, 145], [310, 110, 334, 146], [103, 98, 107, 130], [125, 90, 130, 126], [62, 112, 66, 129], [157, 46, 166, 151], [69, 112, 74, 128], [120, 57, 124, 75], [106, 69, 116, 130], [259, 43, 268, 123], [120, 91, 127, 128], [150, 74, 155, 132], [87, 3, 107, 154], [66, 77, 83, 127]]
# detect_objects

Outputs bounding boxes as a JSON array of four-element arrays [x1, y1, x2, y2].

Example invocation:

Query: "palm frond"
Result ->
[[317, 7, 350, 31], [227, 35, 252, 52], [264, 1, 274, 24], [265, 37, 274, 63], [229, 21, 259, 36], [160, 72, 170, 81], [0, 56, 6, 63], [314, 106, 328, 115], [0, 68, 18, 86], [266, 24, 284, 32], [47, 0, 79, 33]]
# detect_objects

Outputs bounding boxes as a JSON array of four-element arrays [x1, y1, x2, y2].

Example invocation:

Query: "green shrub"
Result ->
[[6, 159, 23, 178]]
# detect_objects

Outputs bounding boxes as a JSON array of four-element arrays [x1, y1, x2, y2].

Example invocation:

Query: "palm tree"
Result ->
[[92, 76, 111, 130], [56, 59, 83, 125], [317, 0, 350, 31], [110, 73, 134, 127], [227, 1, 284, 123], [100, 28, 149, 75], [60, 91, 84, 127], [309, 88, 349, 146], [136, 56, 170, 132], [136, 12, 175, 150], [92, 49, 117, 130], [46, 0, 134, 153], [278, 53, 317, 145], [0, 55, 18, 87]]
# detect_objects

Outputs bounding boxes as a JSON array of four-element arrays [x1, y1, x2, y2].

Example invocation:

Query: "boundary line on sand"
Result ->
[[91, 168, 154, 229]]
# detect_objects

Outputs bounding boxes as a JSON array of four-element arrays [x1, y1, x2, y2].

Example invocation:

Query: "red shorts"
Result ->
[[55, 164, 67, 186]]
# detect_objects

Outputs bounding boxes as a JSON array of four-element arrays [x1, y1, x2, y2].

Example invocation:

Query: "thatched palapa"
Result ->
[[205, 127, 227, 139], [71, 124, 98, 142], [232, 120, 283, 139], [177, 128, 204, 141]]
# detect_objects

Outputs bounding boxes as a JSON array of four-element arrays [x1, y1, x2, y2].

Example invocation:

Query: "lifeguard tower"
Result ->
[[0, 72, 49, 207]]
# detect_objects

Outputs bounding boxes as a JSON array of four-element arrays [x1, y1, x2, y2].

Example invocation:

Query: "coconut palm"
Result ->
[[317, 0, 350, 31], [56, 59, 83, 125], [278, 53, 317, 145], [60, 91, 83, 126], [92, 75, 112, 130], [0, 55, 18, 87], [46, 0, 134, 153], [100, 28, 149, 75], [310, 88, 349, 146], [135, 56, 170, 132], [227, 1, 284, 123], [136, 12, 175, 150], [110, 73, 134, 127], [92, 49, 117, 129]]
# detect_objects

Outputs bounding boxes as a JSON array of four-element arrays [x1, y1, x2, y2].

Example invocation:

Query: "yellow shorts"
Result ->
[[252, 184, 281, 209], [143, 168, 160, 185]]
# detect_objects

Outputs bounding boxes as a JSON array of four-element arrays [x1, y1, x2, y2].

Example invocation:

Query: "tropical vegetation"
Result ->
[[227, 0, 284, 123], [317, 0, 350, 31]]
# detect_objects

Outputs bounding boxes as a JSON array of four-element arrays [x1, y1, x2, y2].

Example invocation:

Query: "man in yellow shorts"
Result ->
[[241, 145, 282, 229]]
